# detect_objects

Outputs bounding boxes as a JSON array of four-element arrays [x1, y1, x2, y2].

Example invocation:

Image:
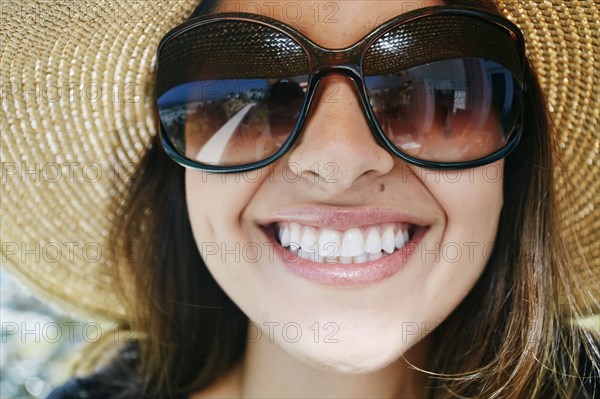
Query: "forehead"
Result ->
[[210, 0, 445, 48]]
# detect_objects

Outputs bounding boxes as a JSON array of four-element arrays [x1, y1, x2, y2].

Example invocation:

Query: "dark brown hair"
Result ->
[[73, 1, 599, 398]]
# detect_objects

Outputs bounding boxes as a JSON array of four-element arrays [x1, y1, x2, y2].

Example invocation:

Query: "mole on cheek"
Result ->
[[379, 183, 385, 192]]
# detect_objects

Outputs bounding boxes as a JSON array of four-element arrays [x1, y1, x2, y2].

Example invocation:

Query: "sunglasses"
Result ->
[[156, 5, 527, 173]]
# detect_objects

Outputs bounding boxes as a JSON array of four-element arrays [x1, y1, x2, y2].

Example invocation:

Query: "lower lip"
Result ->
[[261, 226, 428, 286]]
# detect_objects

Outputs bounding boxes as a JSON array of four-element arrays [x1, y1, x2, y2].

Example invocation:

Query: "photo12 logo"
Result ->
[[1, 321, 138, 344], [247, 321, 340, 343]]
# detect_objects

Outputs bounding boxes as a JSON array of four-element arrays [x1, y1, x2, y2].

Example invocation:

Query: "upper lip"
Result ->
[[258, 206, 432, 231]]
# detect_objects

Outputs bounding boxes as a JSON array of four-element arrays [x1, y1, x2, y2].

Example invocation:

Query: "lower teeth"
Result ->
[[288, 248, 394, 264]]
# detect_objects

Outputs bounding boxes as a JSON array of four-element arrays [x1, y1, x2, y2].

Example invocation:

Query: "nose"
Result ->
[[285, 75, 395, 192]]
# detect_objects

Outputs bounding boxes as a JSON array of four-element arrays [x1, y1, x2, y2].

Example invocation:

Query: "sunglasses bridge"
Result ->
[[295, 49, 389, 152]]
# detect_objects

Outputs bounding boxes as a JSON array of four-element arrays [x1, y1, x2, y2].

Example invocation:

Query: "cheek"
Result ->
[[185, 169, 264, 235], [428, 161, 504, 239], [417, 161, 504, 318], [184, 166, 279, 291], [185, 169, 260, 306], [185, 170, 212, 239]]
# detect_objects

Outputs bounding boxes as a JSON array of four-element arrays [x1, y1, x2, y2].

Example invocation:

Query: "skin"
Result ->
[[185, 1, 505, 397]]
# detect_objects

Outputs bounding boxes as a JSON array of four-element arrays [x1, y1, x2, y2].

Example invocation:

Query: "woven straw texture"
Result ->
[[1, 0, 200, 322], [497, 0, 599, 316], [1, 0, 598, 323]]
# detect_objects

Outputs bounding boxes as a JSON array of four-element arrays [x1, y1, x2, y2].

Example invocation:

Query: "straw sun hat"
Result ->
[[1, 1, 598, 326]]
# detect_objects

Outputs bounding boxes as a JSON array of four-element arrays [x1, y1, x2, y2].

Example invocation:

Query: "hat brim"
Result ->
[[1, 0, 598, 322]]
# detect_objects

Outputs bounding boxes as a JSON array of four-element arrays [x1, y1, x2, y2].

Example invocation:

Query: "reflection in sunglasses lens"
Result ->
[[364, 58, 522, 163], [158, 77, 308, 166]]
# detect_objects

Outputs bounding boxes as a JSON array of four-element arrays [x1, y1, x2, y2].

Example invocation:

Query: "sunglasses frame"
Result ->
[[157, 5, 528, 173]]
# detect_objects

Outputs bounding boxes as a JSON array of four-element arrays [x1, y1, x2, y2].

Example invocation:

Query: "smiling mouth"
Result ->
[[263, 221, 424, 265]]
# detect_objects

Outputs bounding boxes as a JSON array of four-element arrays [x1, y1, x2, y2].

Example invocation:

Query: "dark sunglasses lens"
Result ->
[[157, 21, 309, 167], [364, 58, 522, 163], [364, 17, 523, 163]]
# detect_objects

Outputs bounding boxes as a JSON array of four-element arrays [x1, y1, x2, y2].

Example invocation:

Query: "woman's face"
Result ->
[[186, 0, 504, 373]]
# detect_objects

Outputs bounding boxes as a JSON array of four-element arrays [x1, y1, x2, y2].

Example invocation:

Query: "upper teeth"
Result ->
[[276, 222, 411, 263]]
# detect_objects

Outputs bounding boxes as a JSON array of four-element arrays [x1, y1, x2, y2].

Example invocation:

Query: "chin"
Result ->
[[279, 334, 410, 375]]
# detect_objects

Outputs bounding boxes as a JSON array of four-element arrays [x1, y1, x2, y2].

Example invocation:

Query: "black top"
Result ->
[[46, 342, 187, 399], [46, 375, 186, 399]]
